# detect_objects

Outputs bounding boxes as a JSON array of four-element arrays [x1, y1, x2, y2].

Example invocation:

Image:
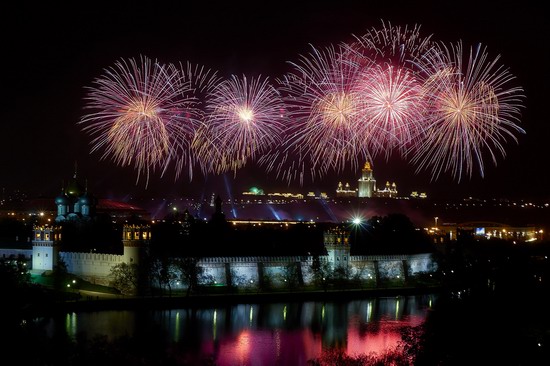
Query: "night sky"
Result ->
[[3, 1, 548, 202]]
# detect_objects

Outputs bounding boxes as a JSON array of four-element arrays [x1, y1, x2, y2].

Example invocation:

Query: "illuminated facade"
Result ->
[[357, 162, 376, 198], [336, 182, 356, 198], [427, 221, 545, 243], [336, 162, 398, 199], [30, 223, 150, 284], [374, 181, 398, 198]]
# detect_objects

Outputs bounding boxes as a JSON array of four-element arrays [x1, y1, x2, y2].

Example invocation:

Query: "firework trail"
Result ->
[[341, 20, 434, 158], [357, 63, 428, 158], [79, 56, 200, 186], [345, 20, 434, 67], [193, 74, 286, 176], [79, 21, 526, 186], [263, 44, 373, 185], [174, 61, 222, 179], [410, 41, 525, 181]]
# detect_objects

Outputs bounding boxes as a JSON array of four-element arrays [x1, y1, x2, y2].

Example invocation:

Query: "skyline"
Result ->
[[3, 1, 547, 201]]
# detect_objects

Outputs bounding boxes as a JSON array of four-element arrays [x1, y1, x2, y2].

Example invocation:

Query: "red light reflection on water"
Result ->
[[215, 329, 321, 366], [347, 314, 425, 356], [210, 315, 424, 365]]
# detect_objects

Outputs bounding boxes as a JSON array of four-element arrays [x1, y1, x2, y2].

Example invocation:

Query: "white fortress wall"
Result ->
[[348, 260, 377, 281], [0, 248, 32, 260], [228, 260, 259, 287], [377, 260, 405, 279], [60, 251, 125, 280], [201, 264, 227, 286], [406, 253, 437, 274], [300, 257, 315, 285]]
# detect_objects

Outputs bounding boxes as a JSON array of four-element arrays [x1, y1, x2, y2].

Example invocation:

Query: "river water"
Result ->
[[40, 293, 436, 365]]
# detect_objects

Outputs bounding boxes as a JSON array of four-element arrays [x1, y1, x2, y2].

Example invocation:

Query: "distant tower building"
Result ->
[[122, 224, 150, 265], [324, 227, 350, 270], [336, 182, 356, 198], [357, 162, 376, 198], [374, 181, 398, 198], [32, 225, 61, 272]]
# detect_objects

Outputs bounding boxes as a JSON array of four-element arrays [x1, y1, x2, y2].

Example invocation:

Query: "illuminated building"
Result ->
[[357, 162, 376, 198], [336, 182, 356, 198], [430, 221, 545, 243], [54, 168, 97, 223], [374, 181, 398, 198], [336, 162, 398, 198], [410, 191, 428, 199], [242, 187, 265, 196]]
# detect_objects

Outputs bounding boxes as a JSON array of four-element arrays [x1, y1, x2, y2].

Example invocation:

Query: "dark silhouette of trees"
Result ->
[[351, 213, 434, 255]]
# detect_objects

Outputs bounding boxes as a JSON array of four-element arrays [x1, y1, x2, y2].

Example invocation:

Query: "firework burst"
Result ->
[[410, 42, 526, 181], [79, 56, 199, 186], [357, 63, 428, 158], [174, 61, 222, 179], [344, 20, 434, 68], [264, 44, 373, 185], [193, 74, 286, 175], [79, 21, 526, 186]]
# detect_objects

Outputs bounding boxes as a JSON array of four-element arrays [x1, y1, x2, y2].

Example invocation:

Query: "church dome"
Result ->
[[65, 177, 84, 198], [79, 192, 96, 206], [55, 194, 69, 205]]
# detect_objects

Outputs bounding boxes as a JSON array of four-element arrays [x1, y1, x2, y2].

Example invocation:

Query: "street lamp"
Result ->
[[434, 217, 439, 228]]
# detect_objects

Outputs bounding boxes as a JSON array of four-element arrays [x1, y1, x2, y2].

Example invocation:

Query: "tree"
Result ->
[[149, 258, 177, 296], [310, 256, 332, 291], [174, 257, 203, 296], [0, 255, 31, 290], [109, 262, 138, 295], [52, 255, 69, 291], [278, 262, 302, 291]]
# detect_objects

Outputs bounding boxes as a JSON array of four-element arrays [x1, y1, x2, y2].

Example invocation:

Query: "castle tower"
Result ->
[[122, 224, 150, 265], [391, 182, 397, 197], [357, 161, 376, 198], [32, 225, 61, 272], [324, 227, 350, 270]]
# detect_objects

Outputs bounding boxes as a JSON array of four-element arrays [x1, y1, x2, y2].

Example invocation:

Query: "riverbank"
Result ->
[[25, 284, 443, 316]]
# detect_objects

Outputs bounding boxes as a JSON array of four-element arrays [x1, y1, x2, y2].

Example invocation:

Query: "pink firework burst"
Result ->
[[344, 20, 434, 68], [174, 61, 222, 179], [265, 44, 373, 185], [79, 56, 200, 187], [357, 63, 428, 158], [410, 42, 526, 181], [194, 74, 286, 175]]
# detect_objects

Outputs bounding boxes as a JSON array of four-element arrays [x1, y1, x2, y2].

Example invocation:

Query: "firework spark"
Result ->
[[357, 63, 428, 158], [263, 44, 373, 185], [174, 61, 222, 179], [79, 21, 526, 186], [410, 42, 526, 181], [344, 20, 434, 67], [79, 56, 199, 186], [193, 74, 286, 175]]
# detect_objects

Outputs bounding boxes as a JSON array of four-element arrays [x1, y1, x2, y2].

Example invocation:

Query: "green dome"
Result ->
[[65, 177, 84, 198]]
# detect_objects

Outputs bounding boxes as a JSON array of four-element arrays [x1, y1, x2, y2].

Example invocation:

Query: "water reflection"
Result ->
[[44, 294, 436, 365]]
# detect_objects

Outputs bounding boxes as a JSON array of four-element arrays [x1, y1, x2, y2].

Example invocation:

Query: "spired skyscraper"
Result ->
[[335, 161, 399, 199], [357, 162, 376, 198]]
